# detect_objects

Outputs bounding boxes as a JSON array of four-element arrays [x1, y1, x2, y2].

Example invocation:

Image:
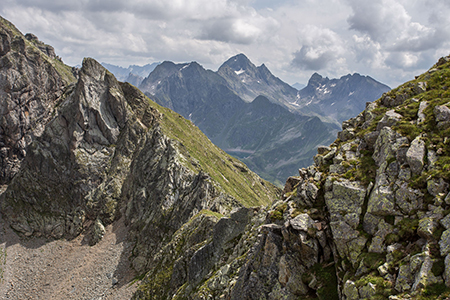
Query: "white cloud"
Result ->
[[291, 26, 346, 71]]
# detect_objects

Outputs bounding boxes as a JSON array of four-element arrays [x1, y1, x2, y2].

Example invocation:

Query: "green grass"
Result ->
[[145, 96, 281, 207], [310, 262, 339, 300], [417, 283, 450, 299]]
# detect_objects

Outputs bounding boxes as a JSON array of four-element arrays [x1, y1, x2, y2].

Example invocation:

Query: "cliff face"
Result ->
[[0, 16, 76, 184]]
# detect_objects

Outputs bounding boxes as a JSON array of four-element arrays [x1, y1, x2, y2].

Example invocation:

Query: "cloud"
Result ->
[[347, 0, 410, 42], [290, 26, 346, 71], [197, 14, 278, 44], [291, 46, 335, 71], [345, 0, 450, 80]]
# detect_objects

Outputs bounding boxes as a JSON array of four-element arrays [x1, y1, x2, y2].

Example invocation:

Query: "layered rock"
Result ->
[[0, 16, 76, 184]]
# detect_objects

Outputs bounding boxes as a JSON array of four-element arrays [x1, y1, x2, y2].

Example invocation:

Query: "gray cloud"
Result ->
[[291, 46, 335, 70], [198, 18, 254, 44]]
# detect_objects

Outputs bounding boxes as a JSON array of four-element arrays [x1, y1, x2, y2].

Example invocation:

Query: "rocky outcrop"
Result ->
[[0, 16, 76, 184], [293, 54, 450, 299]]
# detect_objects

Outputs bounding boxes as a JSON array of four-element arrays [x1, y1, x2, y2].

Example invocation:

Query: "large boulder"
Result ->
[[406, 136, 426, 175]]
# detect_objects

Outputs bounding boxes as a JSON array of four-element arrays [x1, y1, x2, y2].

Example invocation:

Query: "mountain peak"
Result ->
[[220, 53, 255, 72]]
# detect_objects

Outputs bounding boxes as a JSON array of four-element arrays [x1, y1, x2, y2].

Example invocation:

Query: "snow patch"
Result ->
[[348, 91, 354, 96], [316, 86, 331, 94], [235, 69, 245, 75], [180, 64, 190, 71]]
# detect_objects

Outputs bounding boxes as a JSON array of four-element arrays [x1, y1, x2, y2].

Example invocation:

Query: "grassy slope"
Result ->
[[145, 96, 281, 207]]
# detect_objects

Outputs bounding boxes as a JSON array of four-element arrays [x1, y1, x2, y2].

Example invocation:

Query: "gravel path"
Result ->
[[0, 213, 139, 300]]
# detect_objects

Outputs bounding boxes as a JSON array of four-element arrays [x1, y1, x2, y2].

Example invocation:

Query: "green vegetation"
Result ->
[[355, 274, 395, 298], [310, 262, 339, 300], [397, 218, 419, 240], [360, 252, 385, 272], [145, 97, 281, 207], [341, 150, 376, 186], [268, 202, 288, 221], [417, 283, 450, 300]]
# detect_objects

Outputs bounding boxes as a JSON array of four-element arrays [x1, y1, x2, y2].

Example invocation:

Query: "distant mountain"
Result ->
[[294, 73, 391, 124], [139, 60, 338, 184], [101, 62, 159, 86], [137, 55, 388, 183], [140, 61, 245, 140], [217, 53, 298, 106], [215, 54, 390, 126], [292, 82, 305, 90], [219, 96, 336, 183]]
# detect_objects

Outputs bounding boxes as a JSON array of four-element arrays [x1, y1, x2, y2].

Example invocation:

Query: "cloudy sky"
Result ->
[[1, 0, 449, 88]]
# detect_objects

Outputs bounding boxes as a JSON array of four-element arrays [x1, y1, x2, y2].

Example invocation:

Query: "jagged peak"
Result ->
[[219, 53, 256, 72]]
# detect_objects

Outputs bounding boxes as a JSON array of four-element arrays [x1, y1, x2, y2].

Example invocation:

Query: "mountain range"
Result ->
[[101, 62, 159, 87], [136, 58, 338, 184], [107, 53, 389, 184]]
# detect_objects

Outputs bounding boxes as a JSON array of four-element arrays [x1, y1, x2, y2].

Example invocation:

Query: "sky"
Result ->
[[1, 0, 449, 88]]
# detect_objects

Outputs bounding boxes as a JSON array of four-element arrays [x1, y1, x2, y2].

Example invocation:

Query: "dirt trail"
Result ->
[[0, 214, 139, 300]]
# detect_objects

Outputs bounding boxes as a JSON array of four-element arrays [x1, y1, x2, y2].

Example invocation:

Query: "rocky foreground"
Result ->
[[1, 14, 450, 300]]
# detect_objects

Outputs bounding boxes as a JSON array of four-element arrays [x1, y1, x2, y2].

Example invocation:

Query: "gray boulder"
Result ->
[[377, 109, 403, 131], [406, 137, 426, 175]]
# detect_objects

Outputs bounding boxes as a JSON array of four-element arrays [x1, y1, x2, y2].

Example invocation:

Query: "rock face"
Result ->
[[0, 16, 76, 184]]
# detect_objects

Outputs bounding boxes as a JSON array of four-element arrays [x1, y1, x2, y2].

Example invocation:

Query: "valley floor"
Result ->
[[0, 206, 138, 299]]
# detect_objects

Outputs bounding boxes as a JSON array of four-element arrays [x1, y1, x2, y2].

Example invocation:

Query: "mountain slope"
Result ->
[[219, 95, 336, 183], [0, 17, 280, 299], [135, 54, 450, 300], [2, 15, 450, 300], [0, 16, 76, 184]]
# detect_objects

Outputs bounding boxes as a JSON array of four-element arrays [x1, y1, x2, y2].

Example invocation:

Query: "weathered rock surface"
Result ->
[[0, 16, 76, 184], [406, 136, 426, 175]]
